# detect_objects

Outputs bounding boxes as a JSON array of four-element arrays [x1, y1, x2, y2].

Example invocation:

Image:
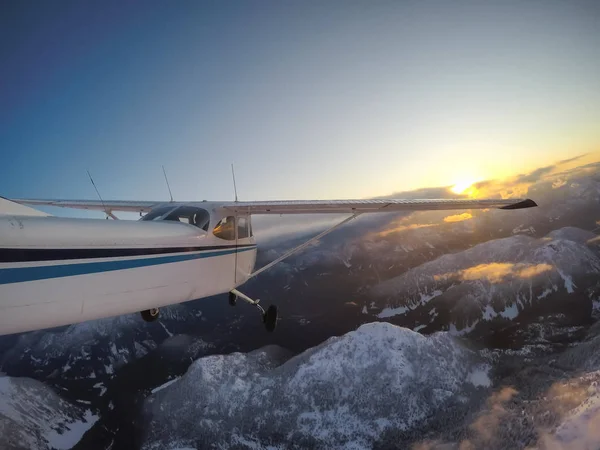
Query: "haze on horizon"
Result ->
[[1, 0, 599, 209]]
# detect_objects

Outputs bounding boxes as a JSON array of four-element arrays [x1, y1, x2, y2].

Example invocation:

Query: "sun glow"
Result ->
[[450, 178, 480, 196]]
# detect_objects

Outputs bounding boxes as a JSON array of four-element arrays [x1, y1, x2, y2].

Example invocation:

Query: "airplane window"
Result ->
[[213, 216, 236, 240], [164, 206, 210, 231], [192, 209, 211, 231], [140, 205, 178, 221], [237, 217, 250, 239]]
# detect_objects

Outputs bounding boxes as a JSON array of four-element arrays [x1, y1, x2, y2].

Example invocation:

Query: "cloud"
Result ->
[[552, 179, 568, 189], [462, 387, 518, 447], [473, 180, 494, 189], [378, 186, 465, 200], [254, 152, 599, 244], [558, 153, 588, 165], [587, 236, 600, 246], [539, 380, 600, 450], [435, 263, 554, 284], [468, 153, 599, 200], [443, 212, 473, 223], [517, 264, 554, 278], [377, 223, 437, 237], [514, 165, 556, 184]]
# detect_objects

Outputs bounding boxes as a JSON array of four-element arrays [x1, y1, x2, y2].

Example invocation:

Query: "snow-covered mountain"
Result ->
[[369, 227, 600, 337], [142, 317, 600, 450], [141, 322, 491, 450], [412, 314, 600, 450], [0, 304, 207, 387], [0, 375, 97, 450]]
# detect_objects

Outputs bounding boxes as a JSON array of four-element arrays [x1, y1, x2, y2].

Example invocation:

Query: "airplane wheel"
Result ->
[[263, 305, 278, 332], [228, 292, 237, 306], [141, 308, 160, 322]]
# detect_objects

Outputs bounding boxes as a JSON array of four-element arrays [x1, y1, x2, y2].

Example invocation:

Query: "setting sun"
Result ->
[[450, 178, 480, 195]]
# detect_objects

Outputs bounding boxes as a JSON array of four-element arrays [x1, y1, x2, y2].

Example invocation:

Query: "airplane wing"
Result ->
[[221, 198, 537, 215], [10, 199, 166, 213], [0, 197, 51, 216], [11, 197, 537, 216]]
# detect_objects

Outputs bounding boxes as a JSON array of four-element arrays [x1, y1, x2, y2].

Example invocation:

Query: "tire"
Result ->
[[228, 292, 237, 306], [141, 308, 160, 322], [263, 305, 278, 332]]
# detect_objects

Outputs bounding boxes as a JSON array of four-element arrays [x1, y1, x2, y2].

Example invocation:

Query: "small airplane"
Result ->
[[0, 195, 537, 335]]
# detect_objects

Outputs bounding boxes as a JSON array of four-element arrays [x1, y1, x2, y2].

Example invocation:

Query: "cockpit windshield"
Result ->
[[140, 205, 178, 221], [141, 205, 211, 231]]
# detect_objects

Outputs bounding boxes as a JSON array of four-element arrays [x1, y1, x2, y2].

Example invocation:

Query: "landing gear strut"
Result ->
[[228, 291, 237, 306], [141, 308, 160, 322], [229, 289, 278, 332]]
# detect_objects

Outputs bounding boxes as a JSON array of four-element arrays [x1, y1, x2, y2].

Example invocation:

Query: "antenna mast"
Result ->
[[87, 170, 113, 219], [162, 166, 174, 202], [231, 163, 238, 202]]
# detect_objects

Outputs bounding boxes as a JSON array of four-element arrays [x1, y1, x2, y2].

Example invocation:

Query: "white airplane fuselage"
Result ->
[[0, 210, 256, 335]]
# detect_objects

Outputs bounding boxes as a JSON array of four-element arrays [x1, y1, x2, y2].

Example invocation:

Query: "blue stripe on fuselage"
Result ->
[[0, 246, 256, 285]]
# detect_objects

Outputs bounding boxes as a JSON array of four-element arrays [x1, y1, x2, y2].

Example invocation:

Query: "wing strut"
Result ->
[[249, 213, 361, 279]]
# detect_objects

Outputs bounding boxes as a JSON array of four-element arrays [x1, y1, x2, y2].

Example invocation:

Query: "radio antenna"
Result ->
[[162, 165, 174, 202], [231, 163, 238, 202], [87, 170, 110, 219]]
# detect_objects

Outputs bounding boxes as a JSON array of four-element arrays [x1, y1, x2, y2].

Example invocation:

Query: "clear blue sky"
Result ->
[[2, 0, 599, 207]]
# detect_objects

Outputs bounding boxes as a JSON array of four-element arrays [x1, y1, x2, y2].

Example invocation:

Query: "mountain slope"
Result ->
[[0, 376, 97, 450], [141, 322, 490, 450], [369, 227, 600, 335]]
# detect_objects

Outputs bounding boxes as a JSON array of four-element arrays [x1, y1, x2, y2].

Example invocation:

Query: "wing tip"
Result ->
[[500, 198, 538, 210]]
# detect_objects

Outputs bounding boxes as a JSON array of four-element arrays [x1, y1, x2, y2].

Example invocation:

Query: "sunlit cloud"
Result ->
[[517, 264, 554, 278], [411, 440, 445, 450], [464, 152, 600, 200], [443, 212, 473, 223], [460, 387, 518, 448], [435, 263, 554, 284], [413, 370, 600, 449], [451, 178, 481, 196], [377, 223, 438, 237], [552, 179, 568, 189], [539, 377, 600, 449], [587, 236, 600, 246]]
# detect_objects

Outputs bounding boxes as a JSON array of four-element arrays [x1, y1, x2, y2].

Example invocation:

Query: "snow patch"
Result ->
[[46, 409, 99, 450], [377, 290, 442, 319], [500, 303, 519, 320], [159, 321, 174, 337], [151, 377, 181, 394], [449, 320, 479, 336], [467, 366, 491, 387], [557, 269, 576, 293], [93, 382, 107, 396], [377, 305, 408, 318]]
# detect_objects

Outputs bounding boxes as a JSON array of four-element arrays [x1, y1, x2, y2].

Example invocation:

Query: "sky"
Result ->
[[1, 0, 599, 207]]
